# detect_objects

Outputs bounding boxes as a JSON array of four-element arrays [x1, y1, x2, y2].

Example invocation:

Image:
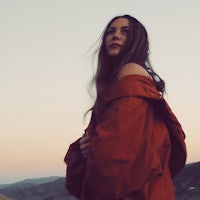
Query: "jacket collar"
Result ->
[[101, 75, 163, 103]]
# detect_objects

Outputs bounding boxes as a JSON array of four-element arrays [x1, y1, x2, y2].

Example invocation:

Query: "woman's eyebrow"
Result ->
[[121, 26, 129, 29]]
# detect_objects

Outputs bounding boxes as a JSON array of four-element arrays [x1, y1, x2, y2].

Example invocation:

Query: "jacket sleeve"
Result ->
[[64, 138, 86, 199], [85, 97, 163, 199]]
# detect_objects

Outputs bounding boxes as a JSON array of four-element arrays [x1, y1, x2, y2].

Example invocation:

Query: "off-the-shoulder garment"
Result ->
[[64, 75, 186, 200]]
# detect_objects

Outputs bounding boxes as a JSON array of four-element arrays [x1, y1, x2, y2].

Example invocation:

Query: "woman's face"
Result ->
[[105, 17, 130, 56]]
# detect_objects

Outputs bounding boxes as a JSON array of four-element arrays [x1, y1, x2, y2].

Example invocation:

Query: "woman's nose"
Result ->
[[113, 30, 121, 40]]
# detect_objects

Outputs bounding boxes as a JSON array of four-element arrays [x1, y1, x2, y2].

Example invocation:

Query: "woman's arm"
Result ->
[[64, 138, 86, 198]]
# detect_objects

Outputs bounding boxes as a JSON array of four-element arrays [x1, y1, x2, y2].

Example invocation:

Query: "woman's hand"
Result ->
[[79, 133, 91, 159]]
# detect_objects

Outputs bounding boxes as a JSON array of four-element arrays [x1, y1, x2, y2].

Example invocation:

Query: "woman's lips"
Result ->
[[109, 43, 122, 48]]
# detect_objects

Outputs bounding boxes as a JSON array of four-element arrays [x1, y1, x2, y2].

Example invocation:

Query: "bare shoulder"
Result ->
[[118, 63, 150, 79]]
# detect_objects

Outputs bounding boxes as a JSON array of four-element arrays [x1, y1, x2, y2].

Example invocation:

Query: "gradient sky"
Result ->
[[0, 0, 200, 184]]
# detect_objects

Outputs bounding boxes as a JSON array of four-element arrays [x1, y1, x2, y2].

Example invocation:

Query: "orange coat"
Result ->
[[64, 75, 186, 200]]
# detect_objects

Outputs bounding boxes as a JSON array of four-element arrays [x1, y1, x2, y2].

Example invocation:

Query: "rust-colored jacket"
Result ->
[[64, 75, 186, 200]]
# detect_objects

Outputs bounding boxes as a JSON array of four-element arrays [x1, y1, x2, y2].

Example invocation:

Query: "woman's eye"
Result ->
[[107, 29, 115, 35], [122, 29, 129, 35]]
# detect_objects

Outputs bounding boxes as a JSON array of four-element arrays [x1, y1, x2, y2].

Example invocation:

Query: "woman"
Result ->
[[64, 15, 187, 200]]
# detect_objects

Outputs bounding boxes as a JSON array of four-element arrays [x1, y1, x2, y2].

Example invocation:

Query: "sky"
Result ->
[[0, 0, 200, 184]]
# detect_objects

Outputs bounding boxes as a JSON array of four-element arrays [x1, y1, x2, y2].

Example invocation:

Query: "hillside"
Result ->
[[0, 162, 199, 200], [0, 193, 14, 200], [173, 162, 200, 200], [0, 178, 76, 200]]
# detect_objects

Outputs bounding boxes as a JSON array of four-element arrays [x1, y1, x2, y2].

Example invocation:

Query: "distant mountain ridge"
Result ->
[[0, 176, 60, 190], [0, 177, 75, 200], [173, 162, 200, 200], [0, 162, 200, 200]]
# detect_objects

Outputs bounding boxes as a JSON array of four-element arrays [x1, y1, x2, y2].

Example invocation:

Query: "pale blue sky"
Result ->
[[0, 0, 200, 184]]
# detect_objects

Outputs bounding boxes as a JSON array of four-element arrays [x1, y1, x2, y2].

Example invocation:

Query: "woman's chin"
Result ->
[[107, 51, 120, 56]]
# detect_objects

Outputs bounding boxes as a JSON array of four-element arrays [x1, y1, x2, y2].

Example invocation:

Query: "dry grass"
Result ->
[[0, 194, 13, 200]]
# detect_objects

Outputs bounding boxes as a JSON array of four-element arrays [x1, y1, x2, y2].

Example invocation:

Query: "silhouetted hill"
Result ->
[[0, 176, 61, 196], [0, 178, 76, 200], [0, 162, 199, 200], [0, 184, 10, 190], [0, 176, 60, 190], [173, 162, 200, 200], [18, 176, 61, 185]]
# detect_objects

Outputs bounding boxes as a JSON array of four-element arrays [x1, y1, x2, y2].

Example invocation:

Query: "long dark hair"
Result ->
[[86, 15, 165, 116], [94, 15, 165, 97]]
